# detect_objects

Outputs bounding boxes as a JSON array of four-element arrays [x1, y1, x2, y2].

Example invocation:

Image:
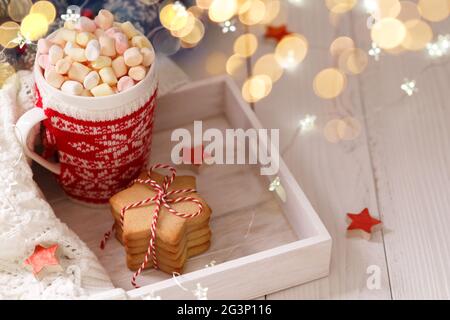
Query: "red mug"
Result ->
[[15, 58, 158, 205]]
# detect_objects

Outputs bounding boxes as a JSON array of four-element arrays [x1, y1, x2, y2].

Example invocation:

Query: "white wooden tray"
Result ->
[[33, 76, 332, 300]]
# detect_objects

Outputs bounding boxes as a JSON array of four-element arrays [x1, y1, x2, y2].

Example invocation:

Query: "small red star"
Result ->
[[265, 25, 292, 43], [81, 8, 94, 19], [346, 208, 382, 240], [24, 244, 61, 276]]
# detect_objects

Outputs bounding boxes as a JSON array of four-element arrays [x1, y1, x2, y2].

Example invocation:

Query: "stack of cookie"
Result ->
[[109, 172, 212, 274]]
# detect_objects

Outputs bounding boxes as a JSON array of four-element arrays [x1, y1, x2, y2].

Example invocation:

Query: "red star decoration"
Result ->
[[24, 244, 61, 275], [265, 25, 292, 43], [346, 208, 382, 240], [81, 8, 94, 19]]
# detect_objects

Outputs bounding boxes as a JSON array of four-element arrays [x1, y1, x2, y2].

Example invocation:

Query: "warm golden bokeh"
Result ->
[[7, 0, 32, 22], [260, 0, 281, 24], [371, 18, 406, 49], [171, 12, 196, 38], [160, 3, 190, 31], [226, 54, 246, 77], [208, 0, 238, 22], [330, 36, 355, 57], [325, 0, 357, 14], [239, 0, 266, 25], [376, 0, 401, 19], [242, 74, 273, 102], [234, 33, 258, 57], [0, 21, 20, 48], [274, 34, 308, 69], [20, 13, 49, 41], [30, 1, 57, 24], [196, 0, 213, 9], [401, 19, 433, 51], [254, 54, 284, 82], [397, 1, 421, 22], [179, 18, 205, 45], [313, 68, 346, 99], [337, 117, 361, 140], [338, 48, 368, 74], [417, 0, 449, 22], [324, 119, 344, 143]]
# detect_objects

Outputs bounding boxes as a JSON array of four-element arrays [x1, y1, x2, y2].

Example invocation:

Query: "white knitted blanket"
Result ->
[[0, 56, 189, 299]]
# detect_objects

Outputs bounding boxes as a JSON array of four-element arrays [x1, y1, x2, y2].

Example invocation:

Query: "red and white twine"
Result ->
[[100, 163, 203, 288]]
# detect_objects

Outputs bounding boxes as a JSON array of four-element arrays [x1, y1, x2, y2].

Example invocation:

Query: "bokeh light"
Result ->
[[417, 0, 449, 22], [337, 117, 361, 140], [325, 0, 357, 14], [254, 54, 284, 82], [20, 13, 49, 41], [239, 0, 266, 26], [226, 54, 246, 77], [260, 0, 281, 24], [209, 0, 238, 23], [324, 119, 344, 143], [196, 0, 212, 9], [242, 75, 272, 102], [180, 18, 205, 45], [7, 0, 32, 22], [371, 18, 406, 49], [313, 68, 346, 99], [30, 1, 57, 24], [330, 36, 355, 57], [375, 0, 401, 19], [234, 33, 258, 57], [338, 48, 368, 74], [274, 34, 308, 69], [397, 1, 421, 22], [401, 19, 433, 51], [160, 3, 189, 31], [0, 21, 20, 48]]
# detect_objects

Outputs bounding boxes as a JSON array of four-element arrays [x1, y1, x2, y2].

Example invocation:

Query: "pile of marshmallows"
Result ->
[[37, 10, 154, 97]]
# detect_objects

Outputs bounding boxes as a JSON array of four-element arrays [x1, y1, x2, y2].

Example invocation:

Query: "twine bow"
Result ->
[[100, 164, 203, 288]]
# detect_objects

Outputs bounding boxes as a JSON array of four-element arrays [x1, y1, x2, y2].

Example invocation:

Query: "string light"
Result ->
[[205, 260, 217, 268], [401, 79, 418, 96], [368, 42, 381, 61], [269, 177, 287, 202], [426, 34, 450, 58], [220, 20, 236, 33], [192, 283, 208, 300], [61, 5, 81, 23], [299, 115, 316, 133]]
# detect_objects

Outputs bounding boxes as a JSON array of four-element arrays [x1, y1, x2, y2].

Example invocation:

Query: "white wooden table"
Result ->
[[171, 1, 450, 300]]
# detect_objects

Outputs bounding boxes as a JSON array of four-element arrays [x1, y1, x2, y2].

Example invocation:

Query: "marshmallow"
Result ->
[[94, 28, 106, 38], [95, 9, 114, 30], [85, 39, 101, 61], [45, 69, 65, 89], [37, 55, 51, 69], [58, 29, 77, 43], [76, 16, 97, 33], [37, 39, 51, 54], [91, 83, 115, 97], [128, 66, 146, 81], [112, 56, 128, 78], [131, 35, 152, 49], [141, 47, 155, 67], [49, 45, 64, 64], [81, 89, 93, 97], [105, 27, 121, 37], [61, 80, 84, 96], [91, 56, 112, 69], [113, 32, 129, 55], [83, 71, 100, 90], [99, 36, 116, 57], [99, 67, 118, 85], [123, 47, 143, 67], [76, 32, 95, 47], [121, 21, 139, 39], [68, 62, 91, 83], [117, 76, 135, 92], [64, 20, 76, 30], [67, 47, 88, 63], [64, 41, 78, 55], [55, 57, 72, 74]]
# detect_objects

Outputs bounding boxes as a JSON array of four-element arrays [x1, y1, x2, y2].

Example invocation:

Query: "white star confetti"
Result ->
[[61, 5, 81, 23], [142, 291, 162, 300], [269, 177, 287, 202], [299, 114, 316, 133], [368, 42, 381, 61], [12, 33, 32, 49], [205, 260, 216, 268], [426, 35, 450, 58], [220, 20, 237, 34], [192, 283, 208, 300], [401, 79, 418, 96]]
